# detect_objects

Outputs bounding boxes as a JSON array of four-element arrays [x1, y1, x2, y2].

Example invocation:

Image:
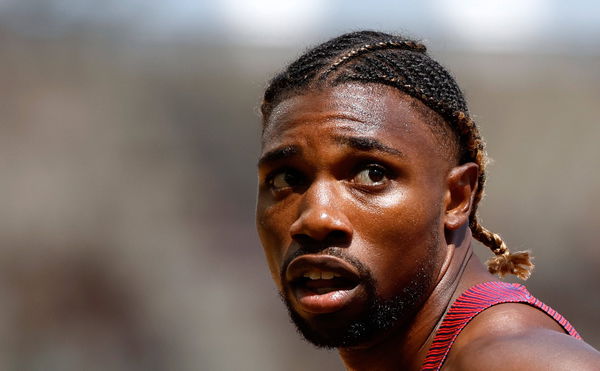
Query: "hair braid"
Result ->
[[454, 112, 534, 279], [322, 39, 426, 78], [261, 31, 534, 279]]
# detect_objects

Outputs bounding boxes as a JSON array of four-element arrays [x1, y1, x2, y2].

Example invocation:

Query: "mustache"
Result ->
[[280, 246, 371, 285]]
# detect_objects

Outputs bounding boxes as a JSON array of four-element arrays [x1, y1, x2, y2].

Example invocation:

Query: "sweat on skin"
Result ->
[[255, 31, 600, 371]]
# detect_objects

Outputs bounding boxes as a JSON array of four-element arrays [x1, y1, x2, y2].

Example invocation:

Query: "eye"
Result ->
[[268, 169, 303, 190], [353, 164, 389, 187]]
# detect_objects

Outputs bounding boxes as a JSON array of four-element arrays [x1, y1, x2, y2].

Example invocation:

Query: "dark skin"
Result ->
[[256, 83, 600, 370]]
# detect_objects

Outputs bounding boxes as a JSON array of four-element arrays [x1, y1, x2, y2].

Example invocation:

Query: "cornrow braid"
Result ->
[[261, 31, 534, 279], [453, 112, 534, 280], [321, 39, 426, 78]]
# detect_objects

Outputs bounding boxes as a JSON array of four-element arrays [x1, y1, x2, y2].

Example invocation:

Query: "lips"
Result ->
[[285, 255, 363, 314]]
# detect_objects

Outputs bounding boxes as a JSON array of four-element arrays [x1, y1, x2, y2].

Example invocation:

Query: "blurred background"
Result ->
[[0, 0, 599, 370]]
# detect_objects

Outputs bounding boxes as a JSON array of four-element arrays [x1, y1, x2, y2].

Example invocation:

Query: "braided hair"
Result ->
[[260, 31, 534, 280]]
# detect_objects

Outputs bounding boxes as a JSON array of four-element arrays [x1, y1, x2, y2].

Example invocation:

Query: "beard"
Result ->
[[279, 235, 439, 349]]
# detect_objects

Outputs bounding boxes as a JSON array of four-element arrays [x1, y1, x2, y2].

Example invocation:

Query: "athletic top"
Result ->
[[420, 281, 581, 371]]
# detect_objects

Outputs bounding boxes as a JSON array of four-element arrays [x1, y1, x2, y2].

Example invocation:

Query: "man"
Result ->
[[255, 31, 600, 370]]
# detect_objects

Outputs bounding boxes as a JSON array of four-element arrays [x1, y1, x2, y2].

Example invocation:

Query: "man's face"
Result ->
[[256, 83, 453, 348]]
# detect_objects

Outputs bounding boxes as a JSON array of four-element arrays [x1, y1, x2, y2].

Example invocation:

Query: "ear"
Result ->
[[443, 162, 479, 230]]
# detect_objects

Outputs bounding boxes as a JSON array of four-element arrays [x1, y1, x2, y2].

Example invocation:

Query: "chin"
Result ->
[[282, 268, 433, 349]]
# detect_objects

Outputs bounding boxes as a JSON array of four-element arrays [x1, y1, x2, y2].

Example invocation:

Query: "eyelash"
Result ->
[[265, 161, 395, 193], [265, 167, 303, 190]]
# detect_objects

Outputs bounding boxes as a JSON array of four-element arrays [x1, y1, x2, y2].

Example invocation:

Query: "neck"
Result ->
[[337, 228, 494, 371]]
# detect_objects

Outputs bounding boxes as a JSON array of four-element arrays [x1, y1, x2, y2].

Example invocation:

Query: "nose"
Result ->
[[289, 180, 353, 246]]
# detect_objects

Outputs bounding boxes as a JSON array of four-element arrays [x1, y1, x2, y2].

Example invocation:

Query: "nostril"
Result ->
[[292, 230, 351, 250], [328, 230, 349, 244], [292, 234, 313, 246], [292, 234, 325, 252]]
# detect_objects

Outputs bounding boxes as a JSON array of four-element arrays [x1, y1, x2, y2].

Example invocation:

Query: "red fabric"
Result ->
[[420, 281, 581, 370]]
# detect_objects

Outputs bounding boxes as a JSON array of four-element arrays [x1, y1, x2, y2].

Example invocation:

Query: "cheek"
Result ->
[[357, 188, 436, 243], [352, 187, 443, 295], [256, 197, 295, 282]]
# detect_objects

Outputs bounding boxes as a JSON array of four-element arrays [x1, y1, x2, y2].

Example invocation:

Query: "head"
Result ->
[[256, 31, 533, 348]]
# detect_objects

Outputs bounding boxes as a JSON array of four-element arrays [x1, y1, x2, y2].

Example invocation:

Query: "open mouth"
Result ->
[[294, 270, 358, 294], [285, 255, 363, 314]]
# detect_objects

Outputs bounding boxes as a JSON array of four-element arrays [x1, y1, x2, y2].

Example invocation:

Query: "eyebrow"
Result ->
[[333, 135, 405, 158], [257, 145, 301, 167]]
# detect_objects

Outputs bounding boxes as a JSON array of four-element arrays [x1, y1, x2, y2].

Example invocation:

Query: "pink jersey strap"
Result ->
[[421, 281, 581, 371]]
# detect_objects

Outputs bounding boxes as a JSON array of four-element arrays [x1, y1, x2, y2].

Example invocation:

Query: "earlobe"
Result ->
[[444, 163, 479, 230]]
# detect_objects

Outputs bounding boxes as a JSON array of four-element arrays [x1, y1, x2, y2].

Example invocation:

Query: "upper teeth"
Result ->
[[303, 271, 340, 280]]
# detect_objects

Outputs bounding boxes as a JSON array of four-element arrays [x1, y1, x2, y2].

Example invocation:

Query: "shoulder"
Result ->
[[443, 303, 600, 371]]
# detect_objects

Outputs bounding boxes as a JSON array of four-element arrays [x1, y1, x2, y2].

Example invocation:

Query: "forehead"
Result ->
[[262, 83, 450, 160]]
